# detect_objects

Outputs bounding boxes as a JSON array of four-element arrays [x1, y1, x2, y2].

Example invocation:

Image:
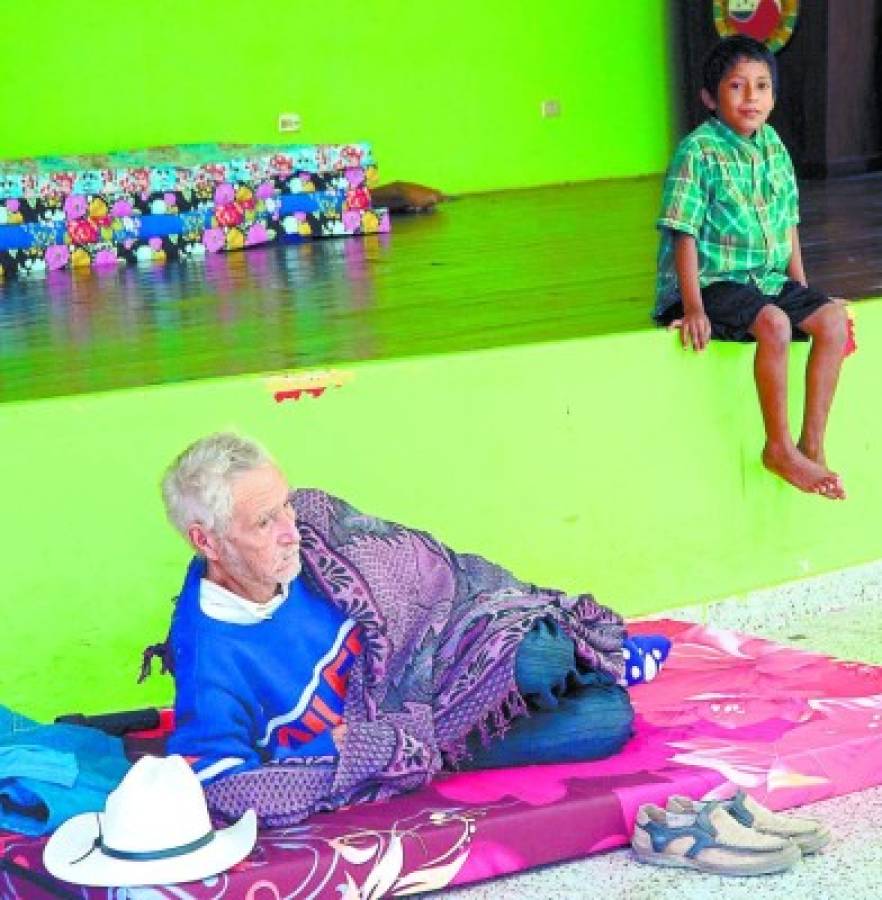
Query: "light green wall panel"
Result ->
[[1, 299, 879, 721], [0, 1, 674, 192]]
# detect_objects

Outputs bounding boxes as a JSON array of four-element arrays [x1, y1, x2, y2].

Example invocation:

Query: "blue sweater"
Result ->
[[168, 557, 362, 784]]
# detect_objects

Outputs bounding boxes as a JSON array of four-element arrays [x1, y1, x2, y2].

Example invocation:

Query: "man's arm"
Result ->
[[787, 226, 807, 286], [670, 232, 712, 351], [169, 686, 263, 784], [171, 686, 344, 784]]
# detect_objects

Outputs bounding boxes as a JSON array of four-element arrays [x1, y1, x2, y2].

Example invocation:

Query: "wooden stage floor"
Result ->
[[0, 173, 879, 404]]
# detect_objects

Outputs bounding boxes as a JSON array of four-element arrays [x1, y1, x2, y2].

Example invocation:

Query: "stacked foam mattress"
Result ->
[[0, 143, 390, 277]]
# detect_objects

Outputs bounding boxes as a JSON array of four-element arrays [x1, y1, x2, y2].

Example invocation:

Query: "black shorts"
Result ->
[[656, 280, 832, 342]]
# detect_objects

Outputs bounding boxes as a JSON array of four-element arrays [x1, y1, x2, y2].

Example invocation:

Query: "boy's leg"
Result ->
[[748, 305, 842, 498], [794, 301, 848, 471]]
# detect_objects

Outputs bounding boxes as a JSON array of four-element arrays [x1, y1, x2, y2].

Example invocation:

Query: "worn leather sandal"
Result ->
[[667, 791, 831, 854], [632, 801, 802, 876]]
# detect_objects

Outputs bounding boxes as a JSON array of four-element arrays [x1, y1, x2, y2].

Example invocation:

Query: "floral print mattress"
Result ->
[[2, 618, 881, 898], [0, 143, 389, 278], [0, 143, 377, 201]]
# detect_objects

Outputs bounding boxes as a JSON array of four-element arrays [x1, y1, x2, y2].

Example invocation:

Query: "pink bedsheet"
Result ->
[[3, 619, 881, 899]]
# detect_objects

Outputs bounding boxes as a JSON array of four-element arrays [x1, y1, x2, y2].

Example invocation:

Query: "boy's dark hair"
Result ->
[[702, 35, 778, 98]]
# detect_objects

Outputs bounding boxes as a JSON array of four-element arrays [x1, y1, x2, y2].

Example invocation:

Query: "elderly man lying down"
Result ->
[[142, 433, 634, 826]]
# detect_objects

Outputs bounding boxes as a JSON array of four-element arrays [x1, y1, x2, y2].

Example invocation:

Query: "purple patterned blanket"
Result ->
[[143, 489, 624, 827]]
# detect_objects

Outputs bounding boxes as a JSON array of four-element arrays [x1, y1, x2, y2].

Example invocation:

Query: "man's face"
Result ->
[[703, 57, 775, 138], [200, 464, 301, 602]]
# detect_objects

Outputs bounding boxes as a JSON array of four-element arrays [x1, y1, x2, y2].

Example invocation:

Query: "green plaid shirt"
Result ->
[[654, 118, 800, 317]]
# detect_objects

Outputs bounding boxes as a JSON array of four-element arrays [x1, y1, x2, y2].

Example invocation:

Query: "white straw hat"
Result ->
[[44, 755, 256, 887]]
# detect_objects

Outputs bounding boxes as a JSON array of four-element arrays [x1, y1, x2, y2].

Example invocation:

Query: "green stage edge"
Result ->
[[2, 300, 880, 720], [0, 1, 673, 194]]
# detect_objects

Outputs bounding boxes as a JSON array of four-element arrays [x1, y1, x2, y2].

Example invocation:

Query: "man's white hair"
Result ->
[[162, 432, 274, 538]]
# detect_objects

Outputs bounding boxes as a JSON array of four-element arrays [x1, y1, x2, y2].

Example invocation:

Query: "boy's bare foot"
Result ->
[[762, 443, 846, 499], [796, 441, 846, 497], [797, 439, 825, 467]]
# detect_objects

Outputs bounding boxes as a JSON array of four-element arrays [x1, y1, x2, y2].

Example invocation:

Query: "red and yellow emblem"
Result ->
[[266, 368, 354, 402], [713, 0, 799, 53]]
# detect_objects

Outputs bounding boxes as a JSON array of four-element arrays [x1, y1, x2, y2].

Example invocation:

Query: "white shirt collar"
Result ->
[[199, 578, 289, 625]]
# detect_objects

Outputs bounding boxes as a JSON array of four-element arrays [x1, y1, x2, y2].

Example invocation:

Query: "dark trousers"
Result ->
[[461, 618, 634, 769]]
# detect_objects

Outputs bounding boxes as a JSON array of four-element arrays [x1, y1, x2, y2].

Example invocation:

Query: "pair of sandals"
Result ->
[[632, 791, 830, 876]]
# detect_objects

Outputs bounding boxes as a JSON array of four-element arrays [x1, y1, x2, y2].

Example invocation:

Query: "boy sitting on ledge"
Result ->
[[654, 36, 849, 499]]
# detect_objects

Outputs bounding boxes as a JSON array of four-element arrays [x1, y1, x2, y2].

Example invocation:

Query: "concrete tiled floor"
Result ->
[[433, 561, 882, 899]]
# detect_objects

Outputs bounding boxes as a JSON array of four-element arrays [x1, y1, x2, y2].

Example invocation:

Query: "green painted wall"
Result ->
[[2, 299, 880, 721], [0, 1, 674, 193]]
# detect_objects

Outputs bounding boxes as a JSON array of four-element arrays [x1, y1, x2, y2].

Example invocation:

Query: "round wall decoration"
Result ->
[[713, 0, 799, 53]]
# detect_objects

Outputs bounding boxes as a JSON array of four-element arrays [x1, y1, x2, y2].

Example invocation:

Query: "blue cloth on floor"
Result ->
[[462, 617, 634, 769], [0, 705, 130, 836]]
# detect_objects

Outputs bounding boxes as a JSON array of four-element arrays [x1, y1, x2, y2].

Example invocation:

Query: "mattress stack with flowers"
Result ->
[[0, 143, 390, 277]]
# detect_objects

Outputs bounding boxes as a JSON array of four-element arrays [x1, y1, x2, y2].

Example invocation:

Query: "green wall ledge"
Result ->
[[2, 300, 880, 719]]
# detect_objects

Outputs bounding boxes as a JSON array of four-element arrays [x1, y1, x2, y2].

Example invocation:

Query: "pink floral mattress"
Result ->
[[0, 143, 377, 202], [0, 144, 388, 277], [3, 619, 880, 898]]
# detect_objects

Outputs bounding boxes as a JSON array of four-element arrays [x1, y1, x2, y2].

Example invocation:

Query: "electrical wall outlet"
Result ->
[[541, 99, 561, 118], [278, 112, 302, 133]]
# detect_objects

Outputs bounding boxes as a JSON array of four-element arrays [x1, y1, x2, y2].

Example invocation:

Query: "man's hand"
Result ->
[[331, 722, 347, 750], [669, 309, 712, 351]]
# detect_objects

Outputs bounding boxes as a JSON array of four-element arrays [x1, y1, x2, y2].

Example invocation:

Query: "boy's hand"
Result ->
[[669, 310, 712, 351]]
